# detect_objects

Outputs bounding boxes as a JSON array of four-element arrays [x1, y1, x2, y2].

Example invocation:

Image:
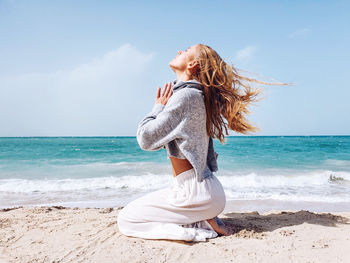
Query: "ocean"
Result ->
[[1, 136, 350, 211]]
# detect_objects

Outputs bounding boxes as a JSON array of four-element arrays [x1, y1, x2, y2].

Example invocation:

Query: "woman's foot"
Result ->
[[207, 216, 230, 236]]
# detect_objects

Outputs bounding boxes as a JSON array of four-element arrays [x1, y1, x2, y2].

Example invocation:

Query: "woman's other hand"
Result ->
[[155, 82, 173, 106]]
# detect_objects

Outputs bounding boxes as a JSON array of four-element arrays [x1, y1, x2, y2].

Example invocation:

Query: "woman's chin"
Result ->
[[169, 63, 176, 71]]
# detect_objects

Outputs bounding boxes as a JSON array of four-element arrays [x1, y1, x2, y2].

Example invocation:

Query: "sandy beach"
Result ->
[[1, 203, 350, 263]]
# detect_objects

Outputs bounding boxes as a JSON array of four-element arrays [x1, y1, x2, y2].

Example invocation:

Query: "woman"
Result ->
[[117, 44, 287, 242]]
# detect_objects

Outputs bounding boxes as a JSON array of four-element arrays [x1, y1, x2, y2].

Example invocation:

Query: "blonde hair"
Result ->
[[192, 44, 292, 144]]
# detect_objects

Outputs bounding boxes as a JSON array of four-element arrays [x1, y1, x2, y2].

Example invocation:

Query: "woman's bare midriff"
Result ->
[[169, 156, 193, 177]]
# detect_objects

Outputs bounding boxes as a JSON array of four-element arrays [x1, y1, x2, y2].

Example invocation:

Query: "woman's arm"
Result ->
[[136, 84, 189, 151]]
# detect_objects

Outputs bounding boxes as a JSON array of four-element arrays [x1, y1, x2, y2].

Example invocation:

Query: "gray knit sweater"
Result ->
[[136, 79, 219, 182]]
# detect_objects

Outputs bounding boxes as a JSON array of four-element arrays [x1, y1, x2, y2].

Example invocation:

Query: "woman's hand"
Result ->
[[155, 82, 173, 106]]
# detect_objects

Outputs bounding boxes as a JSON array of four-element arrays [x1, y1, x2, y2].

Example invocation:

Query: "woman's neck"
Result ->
[[175, 71, 191, 82]]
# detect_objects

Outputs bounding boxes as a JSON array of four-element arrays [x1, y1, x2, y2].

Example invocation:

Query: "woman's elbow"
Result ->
[[136, 134, 148, 150], [136, 131, 154, 151]]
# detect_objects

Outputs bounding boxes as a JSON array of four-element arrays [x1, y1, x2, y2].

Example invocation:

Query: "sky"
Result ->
[[0, 0, 349, 137]]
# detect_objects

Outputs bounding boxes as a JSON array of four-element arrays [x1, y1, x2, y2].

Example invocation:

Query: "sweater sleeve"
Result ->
[[136, 94, 188, 151]]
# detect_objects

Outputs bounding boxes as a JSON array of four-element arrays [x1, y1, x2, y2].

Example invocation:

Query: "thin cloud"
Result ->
[[235, 45, 257, 61], [287, 28, 311, 39], [0, 43, 156, 136]]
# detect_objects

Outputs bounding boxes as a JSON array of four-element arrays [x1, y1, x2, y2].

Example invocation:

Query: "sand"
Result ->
[[1, 205, 350, 263]]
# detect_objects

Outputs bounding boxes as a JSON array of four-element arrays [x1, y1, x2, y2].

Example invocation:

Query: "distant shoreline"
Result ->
[[0, 135, 349, 138]]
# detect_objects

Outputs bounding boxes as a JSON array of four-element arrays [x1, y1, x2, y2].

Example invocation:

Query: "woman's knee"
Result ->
[[117, 207, 131, 234], [117, 207, 125, 224], [117, 203, 139, 225], [117, 206, 131, 224]]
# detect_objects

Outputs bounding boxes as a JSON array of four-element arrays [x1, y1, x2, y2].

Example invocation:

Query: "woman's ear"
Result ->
[[188, 60, 199, 74]]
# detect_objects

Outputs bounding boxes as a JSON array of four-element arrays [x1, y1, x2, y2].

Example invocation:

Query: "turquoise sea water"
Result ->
[[0, 136, 349, 209]]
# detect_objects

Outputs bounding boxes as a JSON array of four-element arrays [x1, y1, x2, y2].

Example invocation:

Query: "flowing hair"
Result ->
[[191, 44, 292, 144]]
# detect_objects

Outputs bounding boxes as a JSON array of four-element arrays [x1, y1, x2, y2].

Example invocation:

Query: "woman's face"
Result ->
[[169, 45, 199, 73]]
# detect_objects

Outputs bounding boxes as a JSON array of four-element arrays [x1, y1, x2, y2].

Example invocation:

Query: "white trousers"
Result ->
[[117, 168, 226, 242]]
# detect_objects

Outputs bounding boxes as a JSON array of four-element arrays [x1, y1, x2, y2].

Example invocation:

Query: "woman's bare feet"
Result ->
[[207, 216, 230, 236]]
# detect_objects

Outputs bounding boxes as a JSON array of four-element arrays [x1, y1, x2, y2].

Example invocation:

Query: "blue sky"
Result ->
[[0, 0, 349, 136]]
